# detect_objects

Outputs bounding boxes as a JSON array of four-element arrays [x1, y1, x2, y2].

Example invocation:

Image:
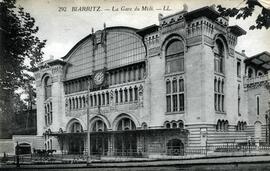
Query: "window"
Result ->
[[166, 96, 171, 112], [237, 60, 241, 77], [257, 96, 260, 115], [134, 86, 138, 101], [214, 39, 225, 74], [124, 89, 128, 102], [70, 122, 83, 133], [172, 95, 178, 112], [115, 90, 118, 103], [44, 76, 52, 100], [257, 71, 264, 76], [129, 88, 133, 102], [166, 78, 185, 112], [248, 68, 253, 78], [94, 94, 97, 106], [119, 89, 123, 103], [50, 102, 52, 124], [165, 40, 184, 74], [236, 121, 247, 131], [90, 95, 93, 107], [45, 107, 47, 126], [117, 118, 136, 130], [214, 78, 225, 112], [98, 94, 101, 106], [92, 120, 107, 132], [164, 120, 184, 129], [102, 93, 105, 105], [106, 92, 110, 105], [45, 102, 53, 126], [216, 120, 229, 132], [238, 85, 241, 116]]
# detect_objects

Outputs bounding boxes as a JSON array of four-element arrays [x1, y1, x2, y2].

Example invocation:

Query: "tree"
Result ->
[[217, 0, 270, 30], [0, 0, 46, 138]]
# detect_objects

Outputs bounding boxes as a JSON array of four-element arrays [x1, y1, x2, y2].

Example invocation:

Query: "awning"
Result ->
[[48, 128, 189, 136]]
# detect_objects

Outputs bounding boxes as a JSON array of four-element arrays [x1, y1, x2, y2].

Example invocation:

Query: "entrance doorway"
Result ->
[[114, 117, 137, 156], [18, 143, 31, 154], [91, 120, 108, 156], [166, 139, 184, 156], [69, 137, 84, 154], [67, 121, 84, 154]]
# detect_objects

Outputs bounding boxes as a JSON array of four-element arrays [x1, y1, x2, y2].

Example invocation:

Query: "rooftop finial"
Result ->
[[183, 4, 188, 11], [91, 28, 94, 34], [104, 22, 106, 29]]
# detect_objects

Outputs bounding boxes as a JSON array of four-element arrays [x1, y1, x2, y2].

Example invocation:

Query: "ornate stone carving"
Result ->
[[246, 81, 269, 89], [52, 66, 62, 74], [138, 85, 144, 107]]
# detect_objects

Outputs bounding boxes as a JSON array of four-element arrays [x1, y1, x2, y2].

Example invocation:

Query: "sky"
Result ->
[[16, 0, 270, 60]]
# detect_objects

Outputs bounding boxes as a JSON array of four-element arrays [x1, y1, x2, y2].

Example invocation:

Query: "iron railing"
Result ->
[[2, 145, 270, 164]]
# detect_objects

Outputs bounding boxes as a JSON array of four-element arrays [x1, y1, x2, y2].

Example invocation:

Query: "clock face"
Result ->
[[94, 71, 105, 86]]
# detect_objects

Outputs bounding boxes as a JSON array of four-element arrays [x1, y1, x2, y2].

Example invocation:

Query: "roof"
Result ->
[[136, 24, 159, 37], [184, 6, 220, 21], [245, 51, 270, 71], [228, 25, 246, 36], [61, 26, 139, 60], [47, 59, 66, 66]]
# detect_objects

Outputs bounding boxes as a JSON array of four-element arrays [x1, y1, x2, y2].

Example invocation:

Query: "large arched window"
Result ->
[[165, 40, 184, 74], [70, 122, 83, 133], [214, 39, 225, 74], [92, 120, 107, 132], [44, 76, 52, 100], [117, 118, 136, 131]]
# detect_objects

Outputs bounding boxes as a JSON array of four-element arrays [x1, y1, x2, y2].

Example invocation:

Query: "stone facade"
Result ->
[[26, 6, 270, 155]]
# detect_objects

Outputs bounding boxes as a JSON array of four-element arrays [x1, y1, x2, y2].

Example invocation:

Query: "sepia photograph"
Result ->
[[0, 0, 270, 170]]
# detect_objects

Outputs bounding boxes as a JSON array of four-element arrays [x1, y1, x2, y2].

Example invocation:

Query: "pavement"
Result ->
[[1, 155, 270, 170]]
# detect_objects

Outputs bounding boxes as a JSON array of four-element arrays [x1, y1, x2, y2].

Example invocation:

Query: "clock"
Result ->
[[94, 71, 105, 86]]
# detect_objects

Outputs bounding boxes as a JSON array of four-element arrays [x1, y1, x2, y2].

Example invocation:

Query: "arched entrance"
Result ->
[[91, 120, 108, 156], [68, 121, 84, 154], [18, 143, 31, 154], [114, 117, 137, 156], [166, 139, 184, 156]]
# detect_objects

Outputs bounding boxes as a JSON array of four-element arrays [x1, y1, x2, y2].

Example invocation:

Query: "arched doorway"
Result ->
[[91, 120, 108, 156], [166, 139, 184, 156], [68, 121, 84, 154], [114, 117, 137, 156], [18, 143, 31, 154]]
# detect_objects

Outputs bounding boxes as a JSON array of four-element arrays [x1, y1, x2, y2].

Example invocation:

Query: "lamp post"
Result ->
[[86, 81, 91, 165]]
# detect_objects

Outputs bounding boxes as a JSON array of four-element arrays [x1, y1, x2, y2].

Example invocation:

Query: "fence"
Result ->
[[2, 144, 270, 164]]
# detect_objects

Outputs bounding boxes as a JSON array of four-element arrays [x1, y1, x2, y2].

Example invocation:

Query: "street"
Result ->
[[2, 162, 270, 171]]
